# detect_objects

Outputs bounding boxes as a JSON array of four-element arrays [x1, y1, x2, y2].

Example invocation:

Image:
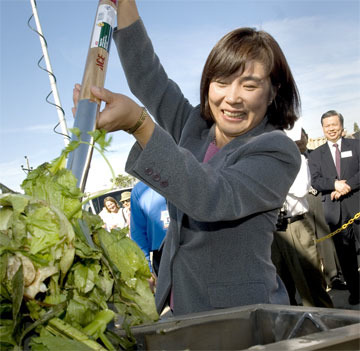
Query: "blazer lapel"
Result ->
[[322, 143, 338, 179]]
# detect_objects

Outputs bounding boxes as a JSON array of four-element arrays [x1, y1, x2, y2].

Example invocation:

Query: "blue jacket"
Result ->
[[130, 182, 169, 270]]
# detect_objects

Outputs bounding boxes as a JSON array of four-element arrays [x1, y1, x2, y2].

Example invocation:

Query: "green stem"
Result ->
[[48, 317, 107, 351], [99, 332, 116, 351], [19, 301, 66, 346], [67, 141, 117, 220], [82, 309, 115, 336], [45, 324, 63, 337]]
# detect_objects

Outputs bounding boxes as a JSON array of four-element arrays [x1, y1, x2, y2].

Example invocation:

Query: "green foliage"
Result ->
[[111, 174, 136, 188], [0, 130, 158, 350], [354, 122, 359, 133], [98, 230, 158, 325]]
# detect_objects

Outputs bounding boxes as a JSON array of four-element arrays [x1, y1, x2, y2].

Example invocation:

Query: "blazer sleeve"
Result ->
[[126, 127, 300, 222], [343, 139, 360, 191], [347, 173, 360, 191], [113, 19, 194, 143]]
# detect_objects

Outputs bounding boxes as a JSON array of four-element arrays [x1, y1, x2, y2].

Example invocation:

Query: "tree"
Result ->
[[354, 122, 359, 133], [111, 173, 137, 188]]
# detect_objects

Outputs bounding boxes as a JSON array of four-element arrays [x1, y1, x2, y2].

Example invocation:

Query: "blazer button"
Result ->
[[145, 167, 153, 176], [160, 180, 169, 188], [152, 174, 161, 182]]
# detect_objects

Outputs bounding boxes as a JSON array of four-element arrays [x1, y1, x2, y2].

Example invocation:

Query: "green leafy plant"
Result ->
[[0, 129, 158, 350], [111, 174, 136, 189]]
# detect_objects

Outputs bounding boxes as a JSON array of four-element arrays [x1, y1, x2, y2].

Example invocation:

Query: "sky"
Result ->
[[1, 0, 359, 194]]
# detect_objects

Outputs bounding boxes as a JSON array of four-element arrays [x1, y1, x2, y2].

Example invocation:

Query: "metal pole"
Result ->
[[29, 0, 69, 146]]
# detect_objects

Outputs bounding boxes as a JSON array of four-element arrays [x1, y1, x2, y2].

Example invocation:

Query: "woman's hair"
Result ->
[[200, 27, 300, 130], [103, 196, 120, 212]]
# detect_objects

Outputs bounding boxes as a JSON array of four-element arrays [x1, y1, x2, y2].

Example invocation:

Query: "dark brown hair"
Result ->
[[200, 27, 300, 130]]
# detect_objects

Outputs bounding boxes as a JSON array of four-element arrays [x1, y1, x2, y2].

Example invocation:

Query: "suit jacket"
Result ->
[[114, 19, 301, 316], [308, 138, 360, 227]]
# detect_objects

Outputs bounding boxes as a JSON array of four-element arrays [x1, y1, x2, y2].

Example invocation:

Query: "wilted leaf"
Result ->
[[12, 264, 24, 322]]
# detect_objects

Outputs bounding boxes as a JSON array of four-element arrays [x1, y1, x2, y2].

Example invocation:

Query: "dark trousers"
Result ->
[[330, 221, 360, 298], [272, 216, 333, 308], [152, 249, 162, 276], [305, 193, 342, 284]]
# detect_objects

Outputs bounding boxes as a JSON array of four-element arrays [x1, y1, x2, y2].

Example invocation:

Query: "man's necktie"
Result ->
[[333, 143, 341, 178]]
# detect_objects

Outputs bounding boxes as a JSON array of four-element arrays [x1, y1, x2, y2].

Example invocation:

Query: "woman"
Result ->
[[99, 196, 128, 231], [73, 1, 301, 316], [119, 191, 131, 229]]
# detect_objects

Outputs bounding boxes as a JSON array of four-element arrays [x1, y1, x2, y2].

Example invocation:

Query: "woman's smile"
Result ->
[[222, 109, 247, 120]]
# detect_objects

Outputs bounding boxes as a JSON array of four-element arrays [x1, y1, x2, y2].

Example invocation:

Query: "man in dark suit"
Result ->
[[308, 110, 360, 305]]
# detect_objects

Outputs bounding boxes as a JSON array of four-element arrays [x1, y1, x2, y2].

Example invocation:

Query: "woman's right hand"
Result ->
[[72, 84, 155, 147], [90, 86, 144, 133], [72, 84, 143, 132]]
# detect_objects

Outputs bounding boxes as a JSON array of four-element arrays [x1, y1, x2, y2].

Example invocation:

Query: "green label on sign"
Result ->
[[90, 4, 116, 52], [98, 23, 113, 52]]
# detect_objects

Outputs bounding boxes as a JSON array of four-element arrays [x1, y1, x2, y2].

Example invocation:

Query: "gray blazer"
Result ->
[[114, 20, 301, 316]]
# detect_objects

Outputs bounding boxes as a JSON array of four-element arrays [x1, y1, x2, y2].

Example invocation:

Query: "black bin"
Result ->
[[113, 304, 360, 350]]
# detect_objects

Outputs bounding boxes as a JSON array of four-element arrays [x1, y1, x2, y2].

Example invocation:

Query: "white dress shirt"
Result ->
[[284, 154, 311, 217]]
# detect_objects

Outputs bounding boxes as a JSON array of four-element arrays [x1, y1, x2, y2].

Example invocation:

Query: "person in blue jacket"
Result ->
[[130, 181, 169, 277]]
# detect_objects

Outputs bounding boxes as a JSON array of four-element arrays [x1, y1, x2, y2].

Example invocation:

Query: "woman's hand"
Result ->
[[72, 84, 155, 148], [72, 84, 143, 131]]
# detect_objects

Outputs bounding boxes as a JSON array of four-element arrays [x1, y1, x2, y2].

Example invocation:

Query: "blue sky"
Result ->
[[1, 0, 359, 193]]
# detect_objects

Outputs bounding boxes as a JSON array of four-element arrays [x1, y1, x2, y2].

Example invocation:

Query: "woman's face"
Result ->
[[105, 200, 118, 213], [208, 60, 274, 147]]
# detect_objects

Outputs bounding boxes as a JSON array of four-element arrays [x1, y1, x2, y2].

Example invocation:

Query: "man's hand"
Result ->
[[331, 191, 342, 201], [334, 180, 351, 195]]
